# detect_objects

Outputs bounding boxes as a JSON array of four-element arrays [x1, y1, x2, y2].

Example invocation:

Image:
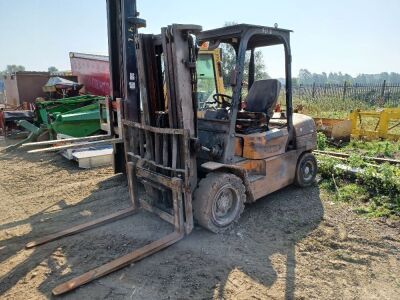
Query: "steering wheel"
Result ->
[[212, 93, 232, 108]]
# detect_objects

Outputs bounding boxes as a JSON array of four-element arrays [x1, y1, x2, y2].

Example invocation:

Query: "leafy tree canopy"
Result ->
[[297, 69, 400, 85], [220, 22, 269, 86], [48, 66, 58, 73], [0, 65, 25, 76]]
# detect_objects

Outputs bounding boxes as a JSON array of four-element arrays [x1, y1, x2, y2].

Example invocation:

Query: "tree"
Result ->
[[5, 64, 25, 74], [48, 66, 58, 73], [292, 77, 299, 87], [220, 22, 269, 86], [220, 42, 236, 85], [252, 51, 269, 81], [298, 69, 312, 84], [295, 70, 400, 85]]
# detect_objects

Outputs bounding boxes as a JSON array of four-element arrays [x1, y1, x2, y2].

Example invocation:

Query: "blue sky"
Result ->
[[0, 0, 399, 78]]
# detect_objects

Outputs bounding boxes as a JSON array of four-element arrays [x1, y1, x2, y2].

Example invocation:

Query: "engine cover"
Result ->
[[292, 113, 317, 151]]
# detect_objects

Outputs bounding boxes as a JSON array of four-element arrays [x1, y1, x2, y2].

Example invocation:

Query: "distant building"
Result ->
[[2, 71, 77, 107], [3, 71, 50, 106]]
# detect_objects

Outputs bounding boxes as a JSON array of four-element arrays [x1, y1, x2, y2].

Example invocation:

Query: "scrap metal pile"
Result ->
[[2, 95, 106, 152]]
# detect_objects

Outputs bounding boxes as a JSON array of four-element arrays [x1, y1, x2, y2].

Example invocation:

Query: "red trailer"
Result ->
[[69, 52, 110, 96]]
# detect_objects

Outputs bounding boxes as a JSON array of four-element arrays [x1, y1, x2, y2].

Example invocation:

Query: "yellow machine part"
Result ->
[[197, 49, 225, 95], [349, 108, 400, 141], [164, 48, 224, 111]]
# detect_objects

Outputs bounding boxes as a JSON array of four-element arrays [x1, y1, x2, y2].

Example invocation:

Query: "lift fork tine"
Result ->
[[25, 207, 137, 249], [52, 231, 184, 295]]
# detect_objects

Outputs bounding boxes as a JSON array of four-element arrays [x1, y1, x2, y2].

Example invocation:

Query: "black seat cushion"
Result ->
[[245, 79, 281, 118], [236, 111, 267, 134]]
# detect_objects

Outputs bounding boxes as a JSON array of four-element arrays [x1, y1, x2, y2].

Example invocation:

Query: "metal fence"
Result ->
[[293, 81, 400, 107]]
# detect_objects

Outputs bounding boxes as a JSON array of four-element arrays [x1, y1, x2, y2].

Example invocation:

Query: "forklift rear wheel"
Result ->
[[295, 152, 317, 187], [193, 172, 246, 233]]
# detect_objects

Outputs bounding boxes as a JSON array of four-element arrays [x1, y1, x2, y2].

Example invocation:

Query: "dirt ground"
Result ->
[[0, 139, 399, 300]]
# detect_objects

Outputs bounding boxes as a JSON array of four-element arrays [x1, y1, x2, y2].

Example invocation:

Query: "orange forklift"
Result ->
[[26, 0, 317, 295]]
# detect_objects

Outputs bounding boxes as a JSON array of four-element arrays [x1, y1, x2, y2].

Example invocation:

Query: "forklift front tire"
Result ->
[[294, 152, 318, 187], [193, 172, 246, 233]]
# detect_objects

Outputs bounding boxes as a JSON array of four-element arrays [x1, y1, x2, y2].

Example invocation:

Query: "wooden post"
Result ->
[[381, 80, 387, 104], [312, 82, 316, 98], [342, 81, 348, 100], [381, 80, 386, 97]]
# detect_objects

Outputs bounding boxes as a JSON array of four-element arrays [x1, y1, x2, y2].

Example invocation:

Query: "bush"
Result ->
[[360, 163, 400, 198], [317, 155, 400, 218], [344, 140, 399, 158], [317, 132, 327, 150], [317, 156, 337, 178], [336, 183, 368, 203]]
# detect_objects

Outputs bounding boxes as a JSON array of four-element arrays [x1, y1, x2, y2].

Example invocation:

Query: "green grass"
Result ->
[[323, 139, 400, 159], [335, 183, 369, 203], [283, 95, 400, 217], [343, 140, 400, 158], [317, 153, 400, 219], [292, 96, 373, 119]]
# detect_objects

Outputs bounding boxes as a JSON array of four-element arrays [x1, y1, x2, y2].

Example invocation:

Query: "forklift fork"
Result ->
[[26, 141, 189, 295], [52, 232, 183, 295], [25, 207, 136, 249]]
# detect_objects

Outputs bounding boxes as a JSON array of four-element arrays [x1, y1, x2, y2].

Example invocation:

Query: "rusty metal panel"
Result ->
[[235, 159, 266, 176], [314, 117, 351, 141], [237, 128, 289, 159], [234, 136, 243, 156], [17, 72, 52, 103], [249, 150, 299, 200], [296, 132, 317, 151]]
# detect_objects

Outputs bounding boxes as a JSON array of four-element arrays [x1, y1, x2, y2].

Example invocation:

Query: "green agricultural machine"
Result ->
[[35, 95, 104, 138], [3, 95, 105, 151]]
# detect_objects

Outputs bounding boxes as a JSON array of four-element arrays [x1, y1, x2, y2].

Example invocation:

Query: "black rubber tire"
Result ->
[[193, 172, 246, 233], [294, 152, 318, 187]]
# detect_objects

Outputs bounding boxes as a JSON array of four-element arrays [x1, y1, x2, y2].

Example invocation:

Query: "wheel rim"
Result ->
[[211, 183, 240, 227], [301, 159, 315, 182]]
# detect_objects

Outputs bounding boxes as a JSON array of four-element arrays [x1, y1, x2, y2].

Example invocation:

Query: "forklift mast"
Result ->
[[126, 24, 202, 233], [106, 0, 145, 173], [106, 0, 200, 233]]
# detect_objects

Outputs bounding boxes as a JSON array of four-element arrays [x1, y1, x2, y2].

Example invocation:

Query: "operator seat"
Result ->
[[235, 79, 281, 134], [245, 79, 281, 118]]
